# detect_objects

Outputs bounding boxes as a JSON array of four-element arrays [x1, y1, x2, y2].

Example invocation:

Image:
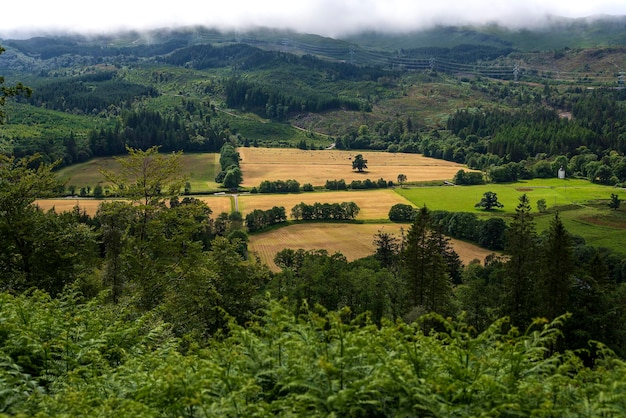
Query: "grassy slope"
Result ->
[[397, 178, 626, 254], [56, 153, 221, 193]]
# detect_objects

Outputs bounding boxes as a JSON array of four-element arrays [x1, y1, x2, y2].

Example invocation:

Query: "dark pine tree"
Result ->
[[503, 194, 539, 327]]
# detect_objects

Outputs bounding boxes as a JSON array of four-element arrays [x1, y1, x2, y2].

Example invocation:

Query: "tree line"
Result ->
[[215, 143, 243, 189], [11, 105, 231, 168], [290, 201, 360, 221]]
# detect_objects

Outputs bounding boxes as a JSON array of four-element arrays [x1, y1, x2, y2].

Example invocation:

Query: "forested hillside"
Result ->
[[3, 22, 626, 415], [2, 24, 626, 181]]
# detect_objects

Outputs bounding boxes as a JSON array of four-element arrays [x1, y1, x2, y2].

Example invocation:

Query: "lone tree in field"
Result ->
[[609, 193, 621, 210], [475, 191, 504, 211], [537, 198, 547, 213], [397, 173, 407, 188], [352, 154, 368, 172]]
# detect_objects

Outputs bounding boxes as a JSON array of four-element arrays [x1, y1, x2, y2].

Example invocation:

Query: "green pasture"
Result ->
[[396, 179, 616, 213], [397, 178, 626, 254], [56, 152, 221, 193]]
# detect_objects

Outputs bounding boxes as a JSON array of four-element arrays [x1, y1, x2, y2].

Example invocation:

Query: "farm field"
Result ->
[[56, 153, 221, 193], [248, 223, 495, 272], [238, 147, 468, 187], [398, 178, 626, 254], [238, 189, 411, 219], [34, 195, 233, 217], [396, 178, 618, 213]]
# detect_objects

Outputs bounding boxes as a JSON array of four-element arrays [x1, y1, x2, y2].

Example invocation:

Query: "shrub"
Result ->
[[389, 203, 416, 222]]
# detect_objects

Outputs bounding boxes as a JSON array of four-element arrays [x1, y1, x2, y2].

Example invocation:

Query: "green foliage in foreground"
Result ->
[[2, 291, 626, 416]]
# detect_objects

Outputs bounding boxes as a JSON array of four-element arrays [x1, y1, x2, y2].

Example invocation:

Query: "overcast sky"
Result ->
[[3, 0, 626, 38]]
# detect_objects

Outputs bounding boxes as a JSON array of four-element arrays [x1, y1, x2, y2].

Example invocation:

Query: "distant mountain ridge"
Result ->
[[1, 14, 626, 63]]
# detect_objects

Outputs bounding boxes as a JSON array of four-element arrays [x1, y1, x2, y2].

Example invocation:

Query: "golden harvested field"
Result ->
[[248, 223, 496, 272], [34, 195, 233, 217], [238, 147, 467, 187], [34, 198, 125, 215], [238, 189, 411, 219]]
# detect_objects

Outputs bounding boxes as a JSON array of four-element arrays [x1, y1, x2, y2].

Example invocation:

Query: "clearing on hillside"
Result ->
[[238, 147, 468, 187], [248, 223, 495, 272]]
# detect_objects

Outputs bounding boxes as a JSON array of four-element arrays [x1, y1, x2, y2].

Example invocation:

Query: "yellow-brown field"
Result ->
[[248, 223, 496, 272], [34, 198, 125, 215], [34, 195, 233, 217], [238, 189, 411, 219], [238, 147, 467, 187]]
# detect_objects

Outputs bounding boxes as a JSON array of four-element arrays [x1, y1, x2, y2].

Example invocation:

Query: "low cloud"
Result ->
[[2, 0, 626, 38]]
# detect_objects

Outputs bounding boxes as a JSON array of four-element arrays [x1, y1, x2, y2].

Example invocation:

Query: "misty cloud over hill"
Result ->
[[2, 0, 626, 39]]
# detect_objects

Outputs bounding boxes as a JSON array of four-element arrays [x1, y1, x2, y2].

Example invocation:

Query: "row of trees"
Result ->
[[12, 106, 231, 168], [245, 206, 287, 232], [255, 179, 301, 193], [290, 201, 360, 221], [215, 143, 243, 189], [389, 203, 508, 250], [324, 178, 392, 190], [250, 177, 392, 195]]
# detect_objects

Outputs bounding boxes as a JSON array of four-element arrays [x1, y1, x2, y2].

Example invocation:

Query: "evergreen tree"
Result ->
[[609, 193, 621, 210], [539, 213, 573, 319], [503, 194, 539, 326], [401, 206, 452, 315], [373, 229, 401, 269]]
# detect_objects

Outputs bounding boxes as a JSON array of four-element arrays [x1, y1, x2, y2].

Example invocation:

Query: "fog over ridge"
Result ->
[[2, 0, 626, 39]]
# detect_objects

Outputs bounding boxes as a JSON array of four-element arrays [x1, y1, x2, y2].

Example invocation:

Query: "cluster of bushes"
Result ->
[[325, 178, 392, 190], [350, 178, 391, 189], [245, 206, 287, 232], [291, 201, 360, 221], [453, 169, 485, 185], [388, 204, 507, 250], [325, 179, 348, 190]]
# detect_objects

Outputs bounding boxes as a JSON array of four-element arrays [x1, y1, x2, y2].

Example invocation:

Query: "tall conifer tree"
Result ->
[[539, 213, 573, 319], [503, 194, 539, 326], [401, 206, 452, 315]]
